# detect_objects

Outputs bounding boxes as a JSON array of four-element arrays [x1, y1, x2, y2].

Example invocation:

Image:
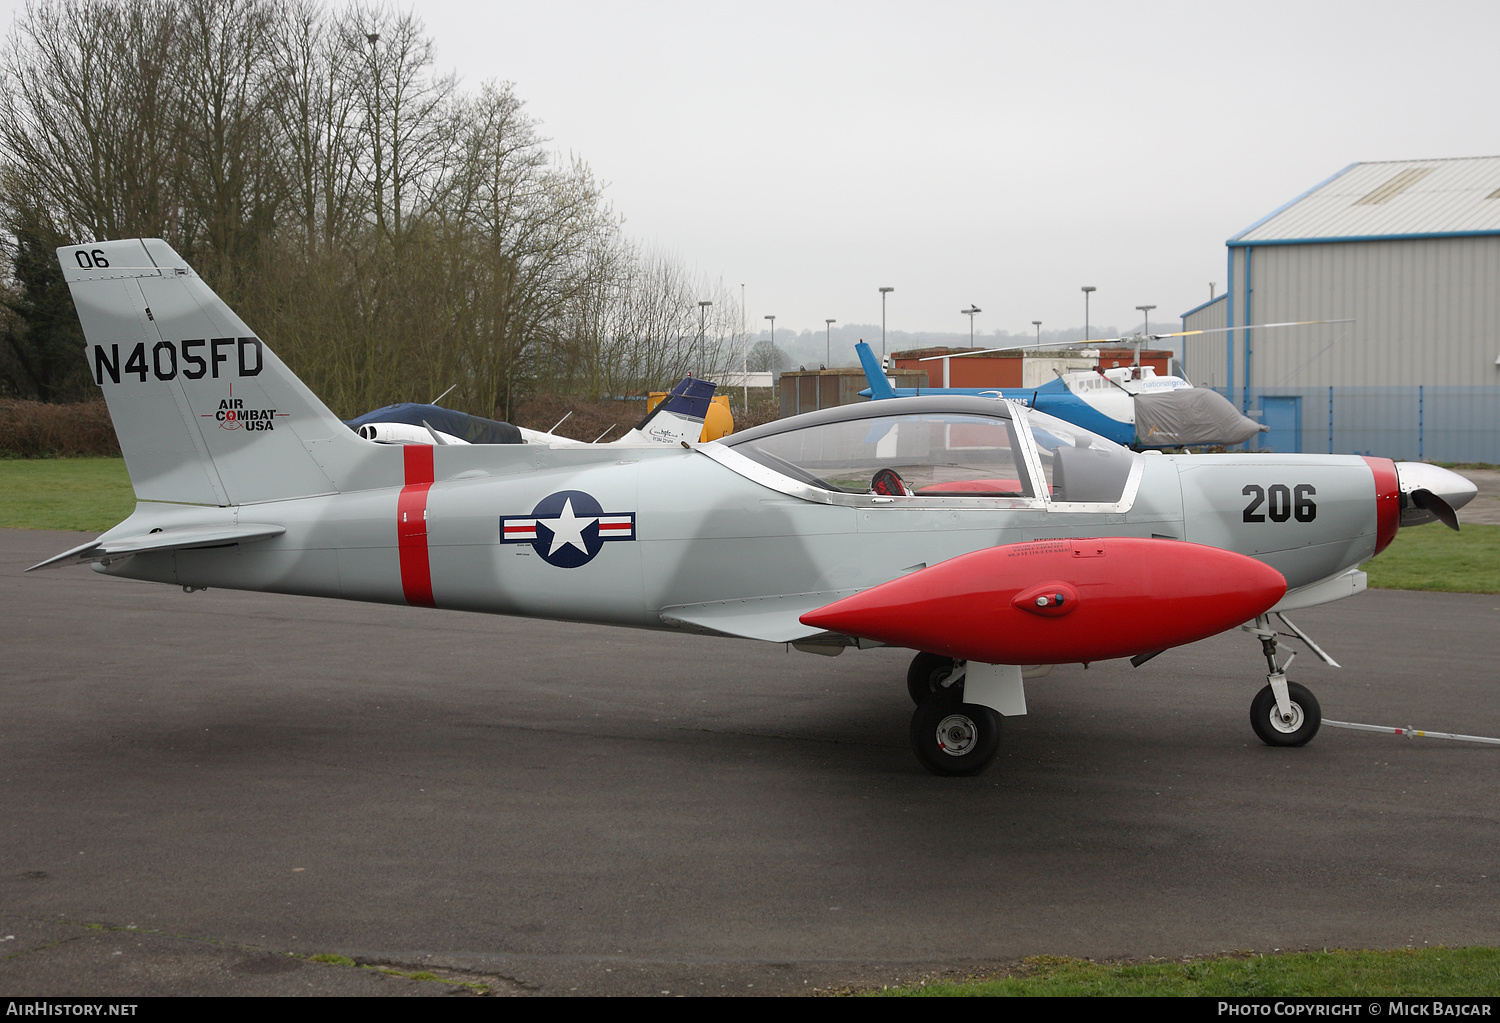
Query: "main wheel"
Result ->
[[1250, 681, 1322, 747], [907, 651, 959, 706], [910, 691, 1001, 776]]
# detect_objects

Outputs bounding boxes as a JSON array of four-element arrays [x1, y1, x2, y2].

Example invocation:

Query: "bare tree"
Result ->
[[0, 0, 182, 243], [0, 0, 745, 422]]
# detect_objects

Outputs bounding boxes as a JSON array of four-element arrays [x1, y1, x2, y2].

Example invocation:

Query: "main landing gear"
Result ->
[[910, 688, 1001, 776], [1242, 613, 1338, 747], [905, 653, 1021, 776]]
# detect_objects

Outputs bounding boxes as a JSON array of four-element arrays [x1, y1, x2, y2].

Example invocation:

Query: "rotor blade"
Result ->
[[1409, 489, 1460, 531], [1152, 318, 1355, 341], [920, 340, 1111, 360], [928, 318, 1354, 361]]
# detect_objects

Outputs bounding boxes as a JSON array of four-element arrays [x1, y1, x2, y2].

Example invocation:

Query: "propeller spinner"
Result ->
[[1395, 462, 1478, 531]]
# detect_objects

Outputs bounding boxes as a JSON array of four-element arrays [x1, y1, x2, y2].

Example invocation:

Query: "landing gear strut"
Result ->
[[1242, 614, 1333, 747]]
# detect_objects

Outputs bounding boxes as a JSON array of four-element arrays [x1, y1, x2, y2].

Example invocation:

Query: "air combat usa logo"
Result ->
[[500, 490, 635, 568]]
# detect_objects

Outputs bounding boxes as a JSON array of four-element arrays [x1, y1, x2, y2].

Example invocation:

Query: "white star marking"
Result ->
[[544, 498, 597, 557]]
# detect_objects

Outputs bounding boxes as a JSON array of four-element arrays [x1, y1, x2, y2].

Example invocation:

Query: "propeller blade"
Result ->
[[1409, 489, 1460, 531]]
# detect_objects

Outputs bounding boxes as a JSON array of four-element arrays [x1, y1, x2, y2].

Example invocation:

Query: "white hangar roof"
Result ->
[[1231, 156, 1500, 245]]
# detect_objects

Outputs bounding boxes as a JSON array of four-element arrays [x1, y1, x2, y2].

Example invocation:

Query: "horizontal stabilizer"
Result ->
[[27, 523, 286, 572]]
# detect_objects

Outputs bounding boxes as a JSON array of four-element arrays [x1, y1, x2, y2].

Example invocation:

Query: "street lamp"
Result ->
[[1134, 303, 1156, 367], [697, 300, 712, 375], [879, 286, 894, 359], [1081, 286, 1096, 343], [740, 284, 746, 406], [1032, 320, 1042, 346], [961, 305, 981, 348], [825, 319, 836, 367], [764, 315, 776, 400]]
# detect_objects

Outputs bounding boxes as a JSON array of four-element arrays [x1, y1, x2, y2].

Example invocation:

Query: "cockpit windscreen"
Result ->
[[728, 412, 1034, 497]]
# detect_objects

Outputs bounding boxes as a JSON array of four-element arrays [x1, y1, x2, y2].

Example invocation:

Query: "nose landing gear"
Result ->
[[1242, 613, 1336, 747]]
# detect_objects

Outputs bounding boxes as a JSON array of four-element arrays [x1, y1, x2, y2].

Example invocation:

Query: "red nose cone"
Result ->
[[800, 537, 1286, 664]]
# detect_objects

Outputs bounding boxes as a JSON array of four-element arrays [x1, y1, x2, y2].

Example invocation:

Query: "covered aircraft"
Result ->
[[32, 240, 1477, 775]]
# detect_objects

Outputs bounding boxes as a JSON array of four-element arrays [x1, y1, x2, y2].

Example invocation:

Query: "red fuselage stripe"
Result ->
[[399, 445, 436, 607], [1362, 456, 1400, 557]]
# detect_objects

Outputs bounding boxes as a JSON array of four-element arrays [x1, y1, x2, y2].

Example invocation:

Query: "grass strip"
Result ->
[[0, 456, 134, 532], [866, 948, 1500, 997], [1363, 522, 1500, 594]]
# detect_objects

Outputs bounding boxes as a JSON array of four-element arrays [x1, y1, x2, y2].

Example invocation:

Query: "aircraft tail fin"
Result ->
[[60, 239, 370, 506], [620, 377, 717, 444], [855, 341, 896, 400]]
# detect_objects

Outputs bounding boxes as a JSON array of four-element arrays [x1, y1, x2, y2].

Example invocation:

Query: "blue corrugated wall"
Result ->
[[1209, 386, 1500, 462]]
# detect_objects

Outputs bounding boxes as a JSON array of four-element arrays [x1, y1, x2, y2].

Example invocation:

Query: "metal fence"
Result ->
[[1224, 386, 1500, 462]]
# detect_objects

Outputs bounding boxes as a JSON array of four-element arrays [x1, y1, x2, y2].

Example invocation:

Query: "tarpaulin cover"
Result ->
[[1134, 388, 1267, 447]]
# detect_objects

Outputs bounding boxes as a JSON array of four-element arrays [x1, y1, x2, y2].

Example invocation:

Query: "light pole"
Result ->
[[825, 318, 836, 367], [879, 286, 894, 359], [697, 300, 712, 376], [740, 284, 747, 406], [961, 305, 981, 348], [1134, 303, 1156, 367], [763, 314, 777, 401], [1081, 286, 1096, 343], [1032, 320, 1042, 346]]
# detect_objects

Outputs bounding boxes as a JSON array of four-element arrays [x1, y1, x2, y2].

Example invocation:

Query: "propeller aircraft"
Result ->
[[31, 240, 1477, 776]]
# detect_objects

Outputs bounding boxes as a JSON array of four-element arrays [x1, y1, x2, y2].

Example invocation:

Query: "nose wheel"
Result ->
[[1250, 679, 1321, 746]]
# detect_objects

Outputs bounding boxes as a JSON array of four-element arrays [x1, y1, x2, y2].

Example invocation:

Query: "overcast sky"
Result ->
[[7, 0, 1498, 342]]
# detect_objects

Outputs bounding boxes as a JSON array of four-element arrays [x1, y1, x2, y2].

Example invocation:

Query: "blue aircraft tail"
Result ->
[[855, 341, 896, 400]]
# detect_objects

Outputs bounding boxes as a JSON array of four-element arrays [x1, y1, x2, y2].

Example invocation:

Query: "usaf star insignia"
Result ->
[[500, 490, 635, 568]]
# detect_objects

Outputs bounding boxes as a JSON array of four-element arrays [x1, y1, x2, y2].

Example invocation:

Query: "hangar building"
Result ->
[[1180, 156, 1500, 461]]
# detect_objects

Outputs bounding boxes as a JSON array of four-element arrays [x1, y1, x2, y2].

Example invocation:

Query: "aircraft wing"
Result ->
[[26, 524, 286, 572], [660, 589, 860, 642]]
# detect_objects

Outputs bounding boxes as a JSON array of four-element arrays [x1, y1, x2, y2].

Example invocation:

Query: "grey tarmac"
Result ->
[[3, 528, 1498, 996]]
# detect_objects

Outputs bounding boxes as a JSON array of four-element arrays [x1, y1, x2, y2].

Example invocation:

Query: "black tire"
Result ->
[[1250, 681, 1322, 747], [907, 651, 959, 706], [909, 691, 1001, 776]]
